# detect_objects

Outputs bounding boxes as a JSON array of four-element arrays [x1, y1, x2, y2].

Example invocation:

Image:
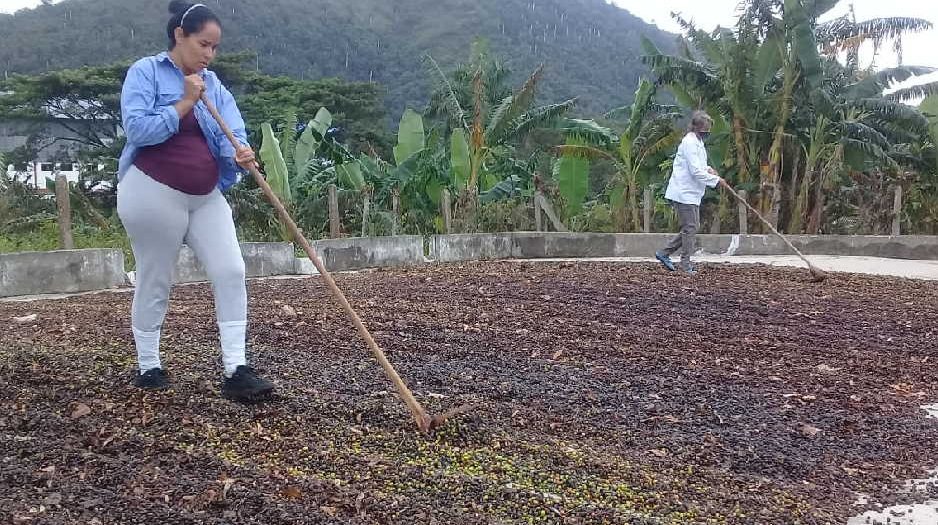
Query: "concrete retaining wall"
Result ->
[[0, 249, 126, 298], [295, 236, 426, 274], [430, 233, 514, 263], [5, 233, 938, 298], [435, 233, 757, 260], [789, 235, 938, 260], [430, 233, 938, 261], [174, 242, 296, 284]]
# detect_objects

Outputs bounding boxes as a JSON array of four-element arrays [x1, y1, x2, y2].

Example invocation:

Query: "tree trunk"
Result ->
[[769, 183, 783, 230], [732, 116, 752, 183], [737, 189, 749, 234], [790, 169, 814, 234], [808, 175, 825, 234], [765, 62, 796, 220], [627, 171, 640, 232], [784, 149, 801, 232]]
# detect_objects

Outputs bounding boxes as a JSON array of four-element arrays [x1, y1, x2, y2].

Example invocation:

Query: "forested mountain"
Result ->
[[0, 0, 675, 118]]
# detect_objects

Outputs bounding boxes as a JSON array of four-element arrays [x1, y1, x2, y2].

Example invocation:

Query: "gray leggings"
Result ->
[[118, 166, 247, 373], [661, 201, 700, 267]]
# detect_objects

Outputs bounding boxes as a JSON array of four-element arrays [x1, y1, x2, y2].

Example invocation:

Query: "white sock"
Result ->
[[133, 326, 162, 374], [218, 321, 248, 378]]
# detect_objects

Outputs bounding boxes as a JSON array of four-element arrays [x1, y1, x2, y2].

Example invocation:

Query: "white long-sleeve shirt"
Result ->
[[665, 132, 721, 205]]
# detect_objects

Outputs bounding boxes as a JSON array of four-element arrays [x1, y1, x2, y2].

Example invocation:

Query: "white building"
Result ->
[[1, 117, 116, 191]]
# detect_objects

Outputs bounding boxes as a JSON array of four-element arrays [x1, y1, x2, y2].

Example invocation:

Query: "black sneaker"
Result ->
[[134, 368, 170, 390], [221, 366, 275, 402]]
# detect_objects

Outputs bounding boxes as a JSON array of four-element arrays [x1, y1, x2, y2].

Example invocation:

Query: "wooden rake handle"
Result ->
[[200, 95, 432, 432], [721, 182, 823, 274]]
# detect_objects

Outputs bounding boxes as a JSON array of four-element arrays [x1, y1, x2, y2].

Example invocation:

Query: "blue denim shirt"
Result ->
[[118, 52, 248, 191]]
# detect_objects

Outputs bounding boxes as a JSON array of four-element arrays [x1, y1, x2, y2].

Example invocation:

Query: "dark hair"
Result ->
[[166, 1, 221, 50]]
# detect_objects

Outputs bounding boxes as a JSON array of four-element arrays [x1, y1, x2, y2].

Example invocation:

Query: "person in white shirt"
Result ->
[[655, 111, 725, 275]]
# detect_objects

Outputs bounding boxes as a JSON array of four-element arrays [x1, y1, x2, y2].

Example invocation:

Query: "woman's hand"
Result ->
[[183, 74, 206, 103], [235, 146, 256, 170]]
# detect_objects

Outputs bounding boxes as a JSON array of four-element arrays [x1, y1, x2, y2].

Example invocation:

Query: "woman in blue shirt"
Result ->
[[117, 1, 274, 401]]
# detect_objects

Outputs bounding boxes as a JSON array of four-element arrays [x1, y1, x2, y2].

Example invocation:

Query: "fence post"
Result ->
[[737, 189, 748, 235], [642, 188, 653, 233], [441, 188, 453, 234], [55, 174, 74, 250], [534, 191, 543, 232], [361, 188, 372, 237], [892, 185, 902, 236], [391, 190, 400, 236], [536, 192, 568, 232], [328, 183, 341, 238]]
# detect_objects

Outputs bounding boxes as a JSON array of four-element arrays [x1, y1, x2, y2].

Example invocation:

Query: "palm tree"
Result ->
[[560, 80, 680, 230], [426, 42, 576, 231], [642, 0, 937, 234]]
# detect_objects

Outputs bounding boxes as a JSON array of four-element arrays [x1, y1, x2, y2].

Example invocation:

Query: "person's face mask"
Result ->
[[697, 131, 711, 142]]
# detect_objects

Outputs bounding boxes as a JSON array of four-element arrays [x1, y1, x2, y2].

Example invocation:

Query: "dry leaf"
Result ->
[[319, 506, 337, 516], [70, 403, 91, 419], [282, 486, 303, 500], [800, 424, 822, 438], [816, 364, 842, 373], [13, 314, 38, 324], [220, 477, 236, 500], [42, 493, 62, 506], [281, 305, 297, 317], [650, 448, 669, 458], [551, 349, 564, 360], [355, 492, 368, 518]]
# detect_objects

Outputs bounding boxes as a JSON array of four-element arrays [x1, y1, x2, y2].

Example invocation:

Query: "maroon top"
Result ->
[[134, 109, 219, 195]]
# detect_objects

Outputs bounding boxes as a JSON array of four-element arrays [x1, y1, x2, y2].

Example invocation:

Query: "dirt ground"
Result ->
[[1, 261, 936, 524]]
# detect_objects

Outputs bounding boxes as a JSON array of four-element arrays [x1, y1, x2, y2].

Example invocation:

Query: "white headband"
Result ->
[[179, 3, 206, 27]]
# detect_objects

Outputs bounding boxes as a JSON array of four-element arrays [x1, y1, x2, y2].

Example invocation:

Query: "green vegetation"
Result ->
[[0, 0, 675, 117], [2, 0, 938, 255]]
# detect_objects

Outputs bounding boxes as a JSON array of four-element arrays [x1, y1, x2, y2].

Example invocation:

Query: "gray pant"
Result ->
[[661, 201, 700, 268], [117, 165, 247, 374]]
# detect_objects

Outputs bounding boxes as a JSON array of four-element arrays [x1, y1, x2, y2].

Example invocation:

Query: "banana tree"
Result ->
[[641, 21, 778, 230], [608, 79, 682, 230], [427, 51, 576, 230], [258, 107, 369, 240]]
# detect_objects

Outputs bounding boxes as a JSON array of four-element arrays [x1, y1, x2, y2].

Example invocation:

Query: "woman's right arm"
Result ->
[[121, 61, 180, 147]]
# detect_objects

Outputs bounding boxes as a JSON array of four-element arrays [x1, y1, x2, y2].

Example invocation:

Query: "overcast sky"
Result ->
[[615, 0, 938, 90], [3, 0, 937, 87]]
